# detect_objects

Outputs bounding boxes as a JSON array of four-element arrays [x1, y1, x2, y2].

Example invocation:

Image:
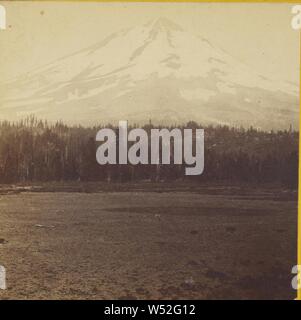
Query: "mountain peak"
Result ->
[[0, 16, 298, 130], [147, 17, 184, 32]]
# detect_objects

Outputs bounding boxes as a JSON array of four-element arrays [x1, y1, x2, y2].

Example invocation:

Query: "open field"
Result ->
[[0, 184, 297, 299]]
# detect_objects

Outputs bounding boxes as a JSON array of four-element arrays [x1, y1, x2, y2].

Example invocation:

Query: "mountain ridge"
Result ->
[[0, 17, 299, 130]]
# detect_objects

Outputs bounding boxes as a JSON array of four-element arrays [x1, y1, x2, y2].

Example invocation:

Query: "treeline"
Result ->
[[0, 116, 298, 188]]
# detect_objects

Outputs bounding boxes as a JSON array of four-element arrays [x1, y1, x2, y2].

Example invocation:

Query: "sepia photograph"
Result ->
[[0, 1, 300, 301]]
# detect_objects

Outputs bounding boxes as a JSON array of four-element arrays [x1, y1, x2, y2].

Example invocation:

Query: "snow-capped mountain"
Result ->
[[0, 17, 299, 129]]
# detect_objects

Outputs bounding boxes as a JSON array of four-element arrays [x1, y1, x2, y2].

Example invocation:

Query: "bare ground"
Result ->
[[0, 185, 297, 299]]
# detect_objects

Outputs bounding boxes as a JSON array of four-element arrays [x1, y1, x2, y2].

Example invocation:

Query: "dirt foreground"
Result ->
[[0, 186, 297, 299]]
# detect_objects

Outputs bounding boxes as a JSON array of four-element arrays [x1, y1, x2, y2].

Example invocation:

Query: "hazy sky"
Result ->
[[0, 1, 300, 83]]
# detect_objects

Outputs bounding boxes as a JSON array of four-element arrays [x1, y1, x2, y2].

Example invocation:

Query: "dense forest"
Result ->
[[0, 116, 298, 188]]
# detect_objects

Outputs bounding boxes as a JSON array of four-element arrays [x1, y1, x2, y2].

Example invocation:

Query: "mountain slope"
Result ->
[[0, 18, 299, 129]]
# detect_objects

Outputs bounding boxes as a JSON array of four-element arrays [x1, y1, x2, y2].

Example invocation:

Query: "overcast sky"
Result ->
[[0, 1, 300, 84]]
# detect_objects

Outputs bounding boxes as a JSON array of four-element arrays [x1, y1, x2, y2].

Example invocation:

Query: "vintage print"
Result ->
[[0, 1, 300, 301]]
